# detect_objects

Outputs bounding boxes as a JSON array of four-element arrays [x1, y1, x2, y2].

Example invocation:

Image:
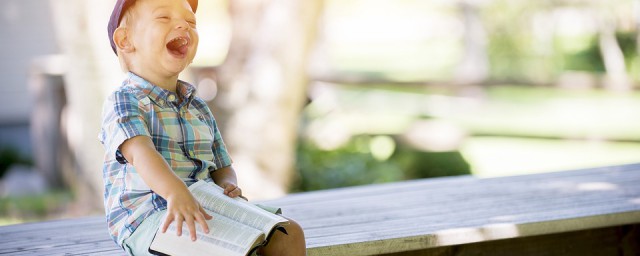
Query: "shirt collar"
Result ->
[[126, 72, 197, 108]]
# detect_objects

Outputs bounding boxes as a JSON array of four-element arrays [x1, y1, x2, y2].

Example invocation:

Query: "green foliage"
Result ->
[[0, 190, 73, 221], [481, 2, 637, 82], [486, 28, 537, 80], [616, 32, 639, 79], [616, 32, 638, 61], [392, 144, 471, 179], [482, 1, 554, 81], [0, 147, 32, 179], [560, 35, 605, 72], [292, 135, 471, 192], [293, 137, 403, 192], [542, 31, 637, 78]]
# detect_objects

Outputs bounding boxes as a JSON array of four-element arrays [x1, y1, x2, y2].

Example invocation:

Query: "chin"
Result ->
[[166, 65, 188, 76], [163, 57, 193, 74]]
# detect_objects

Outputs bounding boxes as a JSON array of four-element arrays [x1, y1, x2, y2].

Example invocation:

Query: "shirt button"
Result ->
[[167, 94, 176, 102]]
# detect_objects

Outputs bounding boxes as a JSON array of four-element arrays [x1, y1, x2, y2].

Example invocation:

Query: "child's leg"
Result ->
[[258, 217, 306, 256], [122, 210, 166, 256]]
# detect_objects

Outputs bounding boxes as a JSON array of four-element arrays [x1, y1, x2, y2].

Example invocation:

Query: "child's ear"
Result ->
[[113, 27, 134, 53]]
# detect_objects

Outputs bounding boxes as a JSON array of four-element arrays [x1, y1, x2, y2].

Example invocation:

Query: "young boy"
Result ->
[[99, 0, 306, 255]]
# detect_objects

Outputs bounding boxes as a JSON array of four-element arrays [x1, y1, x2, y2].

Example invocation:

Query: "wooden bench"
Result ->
[[1, 163, 639, 255]]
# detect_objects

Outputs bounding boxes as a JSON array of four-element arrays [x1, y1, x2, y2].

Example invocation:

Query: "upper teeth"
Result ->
[[171, 37, 187, 46]]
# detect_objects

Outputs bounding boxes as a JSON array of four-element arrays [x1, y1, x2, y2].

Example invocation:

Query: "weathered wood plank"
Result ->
[[0, 163, 638, 255], [273, 164, 640, 208], [380, 224, 640, 256], [0, 216, 102, 234], [273, 164, 640, 255], [292, 187, 638, 232], [2, 241, 124, 256]]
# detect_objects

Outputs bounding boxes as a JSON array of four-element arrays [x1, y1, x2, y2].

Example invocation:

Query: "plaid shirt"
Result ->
[[99, 72, 232, 247]]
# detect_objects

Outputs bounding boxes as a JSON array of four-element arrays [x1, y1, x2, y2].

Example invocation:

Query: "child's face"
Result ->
[[126, 0, 199, 78]]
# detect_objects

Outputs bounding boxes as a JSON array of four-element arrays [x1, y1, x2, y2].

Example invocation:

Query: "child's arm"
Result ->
[[210, 166, 243, 199], [120, 136, 212, 241]]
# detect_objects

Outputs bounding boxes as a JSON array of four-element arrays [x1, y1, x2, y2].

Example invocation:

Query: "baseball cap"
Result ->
[[107, 0, 198, 55]]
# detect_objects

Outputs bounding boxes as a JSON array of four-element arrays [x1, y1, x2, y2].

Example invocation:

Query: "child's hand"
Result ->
[[162, 190, 213, 241], [210, 166, 246, 199], [220, 181, 243, 199], [119, 136, 214, 241]]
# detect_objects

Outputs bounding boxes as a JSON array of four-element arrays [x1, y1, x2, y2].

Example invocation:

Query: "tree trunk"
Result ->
[[636, 0, 640, 83], [455, 0, 489, 85], [597, 12, 631, 91], [49, 0, 122, 212], [212, 0, 323, 199]]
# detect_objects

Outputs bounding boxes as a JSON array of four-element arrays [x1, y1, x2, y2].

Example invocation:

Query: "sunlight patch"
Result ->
[[435, 223, 520, 246], [576, 182, 618, 191]]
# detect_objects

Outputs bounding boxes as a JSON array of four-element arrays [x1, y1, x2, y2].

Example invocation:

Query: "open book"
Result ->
[[149, 180, 289, 256]]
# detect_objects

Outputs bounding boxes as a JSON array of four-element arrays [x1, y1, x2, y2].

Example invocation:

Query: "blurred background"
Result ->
[[1, 0, 639, 225]]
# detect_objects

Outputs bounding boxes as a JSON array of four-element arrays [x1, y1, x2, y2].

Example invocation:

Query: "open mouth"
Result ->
[[166, 36, 190, 58]]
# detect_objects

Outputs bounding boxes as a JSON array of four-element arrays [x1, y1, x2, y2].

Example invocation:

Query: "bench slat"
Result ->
[[272, 164, 640, 255], [284, 176, 639, 226], [0, 163, 638, 255]]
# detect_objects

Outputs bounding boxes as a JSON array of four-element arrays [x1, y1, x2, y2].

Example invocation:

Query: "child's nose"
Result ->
[[175, 20, 190, 30]]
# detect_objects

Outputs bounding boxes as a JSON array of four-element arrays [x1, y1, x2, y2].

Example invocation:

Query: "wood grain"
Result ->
[[0, 164, 638, 255]]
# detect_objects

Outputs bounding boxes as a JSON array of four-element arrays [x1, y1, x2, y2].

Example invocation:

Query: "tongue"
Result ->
[[167, 39, 188, 56]]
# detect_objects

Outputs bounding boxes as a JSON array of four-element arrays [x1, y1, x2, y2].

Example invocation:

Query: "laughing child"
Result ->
[[99, 0, 306, 255]]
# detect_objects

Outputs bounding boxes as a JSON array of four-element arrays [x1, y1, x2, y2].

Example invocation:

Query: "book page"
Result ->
[[150, 210, 264, 256], [189, 180, 288, 234]]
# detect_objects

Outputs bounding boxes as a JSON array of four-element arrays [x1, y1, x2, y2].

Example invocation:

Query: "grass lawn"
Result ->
[[461, 136, 640, 177], [305, 84, 640, 179], [0, 190, 73, 226]]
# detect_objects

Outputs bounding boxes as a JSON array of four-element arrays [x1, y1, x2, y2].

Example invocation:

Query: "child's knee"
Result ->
[[259, 217, 306, 255], [284, 218, 305, 238]]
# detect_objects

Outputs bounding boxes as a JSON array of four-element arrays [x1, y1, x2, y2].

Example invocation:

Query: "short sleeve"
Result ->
[[100, 90, 151, 164]]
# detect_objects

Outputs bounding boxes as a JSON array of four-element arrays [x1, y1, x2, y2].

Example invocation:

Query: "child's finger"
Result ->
[[195, 210, 210, 234], [162, 214, 174, 233], [224, 185, 241, 198], [224, 184, 236, 195], [185, 215, 197, 241], [200, 205, 213, 220], [230, 187, 242, 198], [175, 215, 184, 236]]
